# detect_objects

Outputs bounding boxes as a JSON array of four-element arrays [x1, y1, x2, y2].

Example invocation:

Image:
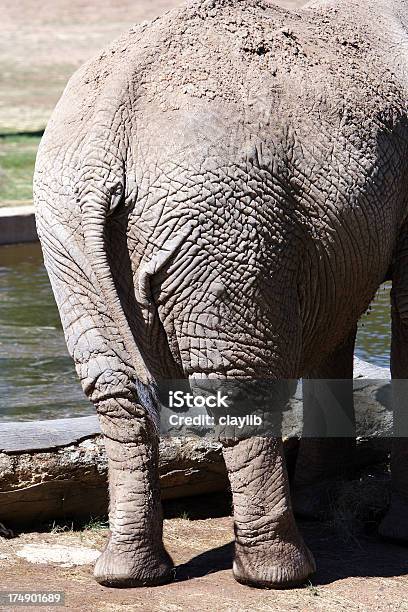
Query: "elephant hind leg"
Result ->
[[379, 231, 408, 542], [223, 437, 315, 589], [292, 327, 357, 519]]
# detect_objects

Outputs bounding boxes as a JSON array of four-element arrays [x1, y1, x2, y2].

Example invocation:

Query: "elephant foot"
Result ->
[[292, 481, 336, 520], [379, 494, 408, 544], [232, 539, 316, 589], [94, 538, 174, 588]]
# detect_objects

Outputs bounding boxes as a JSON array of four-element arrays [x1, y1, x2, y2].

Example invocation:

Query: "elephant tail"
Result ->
[[82, 202, 151, 388]]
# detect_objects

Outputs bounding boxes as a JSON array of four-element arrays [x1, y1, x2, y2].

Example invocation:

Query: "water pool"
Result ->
[[0, 243, 91, 421]]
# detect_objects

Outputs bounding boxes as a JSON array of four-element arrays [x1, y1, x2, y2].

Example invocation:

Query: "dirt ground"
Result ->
[[0, 0, 304, 131], [1, 511, 408, 612], [1, 471, 405, 610]]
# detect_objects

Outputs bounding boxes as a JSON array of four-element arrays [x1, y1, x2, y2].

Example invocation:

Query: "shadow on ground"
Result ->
[[166, 475, 408, 588], [170, 519, 408, 586]]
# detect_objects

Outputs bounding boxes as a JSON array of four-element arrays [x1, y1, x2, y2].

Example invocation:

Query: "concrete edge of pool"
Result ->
[[0, 358, 393, 527], [0, 205, 38, 246]]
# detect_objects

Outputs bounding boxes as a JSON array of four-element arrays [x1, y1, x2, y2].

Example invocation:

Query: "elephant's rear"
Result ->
[[124, 0, 408, 370], [35, 0, 408, 382]]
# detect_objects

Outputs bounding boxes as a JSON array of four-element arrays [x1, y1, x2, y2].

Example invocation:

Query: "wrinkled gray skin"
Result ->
[[34, 0, 408, 589]]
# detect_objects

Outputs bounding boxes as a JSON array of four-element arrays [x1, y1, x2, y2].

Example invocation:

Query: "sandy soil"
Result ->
[[1, 514, 408, 612], [0, 0, 305, 131]]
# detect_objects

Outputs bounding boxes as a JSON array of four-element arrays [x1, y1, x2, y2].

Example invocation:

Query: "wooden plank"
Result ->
[[0, 416, 101, 453]]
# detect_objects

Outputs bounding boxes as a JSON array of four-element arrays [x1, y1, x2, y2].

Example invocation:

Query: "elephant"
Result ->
[[34, 0, 408, 589]]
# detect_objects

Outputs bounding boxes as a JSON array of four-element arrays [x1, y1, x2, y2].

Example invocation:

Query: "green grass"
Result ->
[[45, 516, 109, 534], [82, 517, 109, 531], [0, 132, 42, 205], [306, 581, 320, 597]]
